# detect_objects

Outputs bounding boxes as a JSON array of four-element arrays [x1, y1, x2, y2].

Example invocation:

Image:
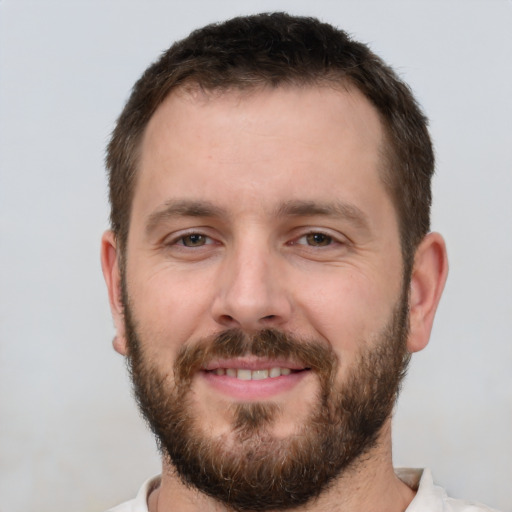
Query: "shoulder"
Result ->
[[105, 476, 161, 512], [397, 468, 501, 512]]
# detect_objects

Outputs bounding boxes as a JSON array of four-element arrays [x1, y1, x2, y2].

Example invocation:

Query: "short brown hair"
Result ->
[[107, 12, 434, 270]]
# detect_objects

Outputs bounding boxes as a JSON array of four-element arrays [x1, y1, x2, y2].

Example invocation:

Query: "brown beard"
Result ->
[[123, 290, 410, 512]]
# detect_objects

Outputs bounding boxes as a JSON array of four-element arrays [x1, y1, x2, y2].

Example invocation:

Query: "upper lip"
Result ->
[[202, 357, 307, 372]]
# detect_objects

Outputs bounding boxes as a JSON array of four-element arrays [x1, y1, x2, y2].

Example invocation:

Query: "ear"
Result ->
[[407, 232, 448, 353], [101, 230, 128, 355]]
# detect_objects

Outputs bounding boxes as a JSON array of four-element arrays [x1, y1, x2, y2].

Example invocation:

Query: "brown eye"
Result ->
[[181, 234, 208, 247], [305, 233, 332, 246]]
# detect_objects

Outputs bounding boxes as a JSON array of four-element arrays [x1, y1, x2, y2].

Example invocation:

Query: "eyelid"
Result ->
[[289, 228, 350, 247], [177, 234, 213, 246], [163, 228, 218, 247]]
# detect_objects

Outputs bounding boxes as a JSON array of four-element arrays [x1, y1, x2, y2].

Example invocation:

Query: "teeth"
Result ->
[[251, 369, 269, 380], [211, 367, 295, 380], [269, 367, 281, 378], [237, 369, 252, 381]]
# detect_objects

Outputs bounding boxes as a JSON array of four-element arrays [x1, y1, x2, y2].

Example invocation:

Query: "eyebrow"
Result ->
[[145, 199, 225, 236], [145, 198, 371, 236], [276, 200, 371, 231]]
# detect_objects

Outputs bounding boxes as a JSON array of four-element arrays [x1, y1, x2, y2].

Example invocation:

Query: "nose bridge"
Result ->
[[212, 233, 291, 329]]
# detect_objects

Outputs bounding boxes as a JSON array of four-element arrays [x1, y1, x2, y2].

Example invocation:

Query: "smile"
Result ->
[[200, 360, 311, 399], [200, 356, 311, 401], [207, 367, 296, 380]]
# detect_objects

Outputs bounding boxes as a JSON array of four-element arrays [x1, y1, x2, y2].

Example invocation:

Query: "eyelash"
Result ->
[[292, 232, 336, 247], [171, 232, 215, 248], [166, 229, 345, 250]]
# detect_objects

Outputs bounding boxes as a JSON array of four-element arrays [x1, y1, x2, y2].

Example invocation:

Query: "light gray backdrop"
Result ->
[[0, 1, 511, 511]]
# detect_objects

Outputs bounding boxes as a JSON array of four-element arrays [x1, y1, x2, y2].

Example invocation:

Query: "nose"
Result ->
[[211, 241, 292, 331]]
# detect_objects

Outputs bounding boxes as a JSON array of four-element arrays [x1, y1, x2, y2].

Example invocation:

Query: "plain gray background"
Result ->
[[0, 1, 511, 511]]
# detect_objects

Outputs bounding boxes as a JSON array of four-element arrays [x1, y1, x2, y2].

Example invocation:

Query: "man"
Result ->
[[100, 12, 496, 512]]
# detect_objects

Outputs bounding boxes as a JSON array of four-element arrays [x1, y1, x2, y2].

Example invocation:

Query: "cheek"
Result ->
[[294, 268, 399, 355], [127, 266, 215, 355]]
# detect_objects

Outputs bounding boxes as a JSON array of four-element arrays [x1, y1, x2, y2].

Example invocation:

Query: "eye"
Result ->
[[161, 230, 220, 261], [304, 232, 332, 247], [294, 232, 334, 247], [287, 229, 350, 261], [177, 233, 211, 247]]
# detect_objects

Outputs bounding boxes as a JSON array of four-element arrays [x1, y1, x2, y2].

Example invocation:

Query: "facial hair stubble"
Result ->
[[123, 288, 410, 512]]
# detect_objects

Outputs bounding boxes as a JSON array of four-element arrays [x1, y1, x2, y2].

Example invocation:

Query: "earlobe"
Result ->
[[407, 232, 449, 353], [101, 230, 128, 356]]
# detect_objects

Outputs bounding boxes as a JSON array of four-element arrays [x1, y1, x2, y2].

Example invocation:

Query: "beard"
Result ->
[[123, 287, 410, 512]]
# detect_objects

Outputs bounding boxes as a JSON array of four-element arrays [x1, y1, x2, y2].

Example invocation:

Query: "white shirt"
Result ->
[[396, 469, 499, 512], [106, 468, 499, 512]]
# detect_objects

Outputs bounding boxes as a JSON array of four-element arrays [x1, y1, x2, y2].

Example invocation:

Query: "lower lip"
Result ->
[[200, 370, 309, 400]]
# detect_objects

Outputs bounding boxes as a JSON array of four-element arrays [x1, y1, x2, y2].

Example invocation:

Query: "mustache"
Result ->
[[173, 328, 338, 387]]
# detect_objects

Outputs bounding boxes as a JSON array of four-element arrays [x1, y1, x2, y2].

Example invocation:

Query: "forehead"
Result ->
[[144, 83, 384, 154], [134, 84, 390, 223]]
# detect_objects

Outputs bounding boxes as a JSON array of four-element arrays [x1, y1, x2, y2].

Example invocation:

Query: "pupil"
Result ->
[[186, 234, 204, 246], [308, 233, 330, 246]]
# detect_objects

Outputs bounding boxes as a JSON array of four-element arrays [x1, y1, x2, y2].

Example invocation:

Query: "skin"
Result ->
[[102, 85, 448, 512]]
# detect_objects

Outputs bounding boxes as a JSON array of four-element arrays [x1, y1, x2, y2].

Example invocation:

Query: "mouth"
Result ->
[[200, 358, 311, 400], [207, 366, 304, 380]]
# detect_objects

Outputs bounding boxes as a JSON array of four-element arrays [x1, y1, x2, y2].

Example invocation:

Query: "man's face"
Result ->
[[116, 85, 409, 509]]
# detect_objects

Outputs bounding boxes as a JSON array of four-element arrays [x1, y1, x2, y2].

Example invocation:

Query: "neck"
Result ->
[[149, 421, 415, 512]]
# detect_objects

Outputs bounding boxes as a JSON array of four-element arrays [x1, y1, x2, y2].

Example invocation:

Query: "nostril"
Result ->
[[217, 314, 242, 328]]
